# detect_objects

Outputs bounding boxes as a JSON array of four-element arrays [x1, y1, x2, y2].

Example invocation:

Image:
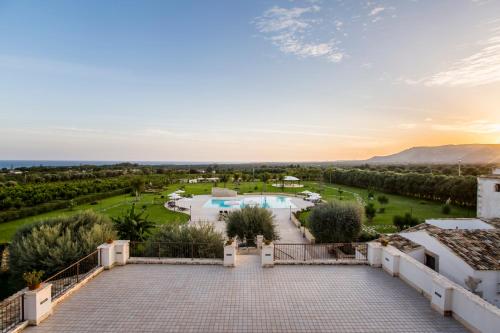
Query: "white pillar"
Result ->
[[431, 276, 454, 316], [224, 242, 236, 267], [97, 242, 116, 269], [114, 240, 130, 265], [261, 243, 274, 267], [24, 283, 52, 325], [367, 242, 382, 267], [381, 246, 400, 277], [256, 235, 264, 250]]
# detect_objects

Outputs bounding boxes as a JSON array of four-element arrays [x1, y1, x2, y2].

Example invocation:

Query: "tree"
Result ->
[[364, 203, 376, 223], [130, 177, 145, 200], [308, 202, 362, 243], [219, 174, 229, 188], [112, 204, 155, 241], [393, 213, 420, 231], [9, 211, 116, 276], [338, 188, 343, 200], [226, 206, 278, 243], [441, 204, 451, 215]]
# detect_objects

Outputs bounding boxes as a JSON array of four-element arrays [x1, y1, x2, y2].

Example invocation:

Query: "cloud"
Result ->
[[255, 5, 345, 63], [423, 33, 500, 87], [369, 7, 385, 16], [431, 120, 500, 134]]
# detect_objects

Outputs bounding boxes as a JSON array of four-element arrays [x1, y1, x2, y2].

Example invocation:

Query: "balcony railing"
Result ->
[[274, 243, 368, 262], [130, 242, 223, 259], [43, 250, 100, 300], [0, 294, 23, 333]]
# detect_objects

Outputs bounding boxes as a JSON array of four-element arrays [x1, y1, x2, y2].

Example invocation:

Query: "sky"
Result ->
[[1, 0, 499, 162]]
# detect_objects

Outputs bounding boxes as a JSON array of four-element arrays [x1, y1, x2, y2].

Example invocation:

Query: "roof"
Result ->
[[430, 229, 500, 270], [382, 234, 423, 253], [283, 176, 299, 181], [393, 222, 500, 271]]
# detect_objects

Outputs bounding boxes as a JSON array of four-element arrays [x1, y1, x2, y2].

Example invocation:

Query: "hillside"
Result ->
[[359, 144, 500, 165]]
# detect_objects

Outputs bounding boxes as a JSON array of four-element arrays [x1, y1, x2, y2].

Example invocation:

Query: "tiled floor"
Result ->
[[26, 256, 466, 333]]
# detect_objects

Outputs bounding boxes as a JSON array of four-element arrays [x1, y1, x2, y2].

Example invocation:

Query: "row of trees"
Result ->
[[0, 177, 132, 210], [326, 169, 476, 207]]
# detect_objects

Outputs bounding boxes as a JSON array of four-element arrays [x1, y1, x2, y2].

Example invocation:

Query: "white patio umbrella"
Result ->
[[168, 193, 183, 200], [300, 190, 313, 195], [174, 190, 185, 194]]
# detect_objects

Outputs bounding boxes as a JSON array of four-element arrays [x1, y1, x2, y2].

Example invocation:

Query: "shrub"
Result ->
[[364, 203, 376, 223], [9, 211, 116, 276], [377, 195, 389, 205], [308, 202, 362, 243], [378, 207, 385, 213], [393, 213, 420, 231], [357, 225, 380, 242], [148, 223, 224, 258], [442, 204, 451, 215], [225, 206, 278, 243]]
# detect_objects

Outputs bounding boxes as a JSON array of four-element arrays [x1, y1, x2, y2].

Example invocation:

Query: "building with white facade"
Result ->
[[386, 168, 500, 307]]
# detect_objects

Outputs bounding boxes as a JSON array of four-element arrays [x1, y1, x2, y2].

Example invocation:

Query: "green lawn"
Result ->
[[0, 181, 476, 242], [0, 189, 189, 243], [297, 182, 475, 233]]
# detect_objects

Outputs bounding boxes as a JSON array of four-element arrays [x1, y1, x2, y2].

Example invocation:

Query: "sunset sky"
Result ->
[[1, 0, 499, 162]]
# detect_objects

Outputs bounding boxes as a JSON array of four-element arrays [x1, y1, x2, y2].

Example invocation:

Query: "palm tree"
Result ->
[[112, 204, 155, 241]]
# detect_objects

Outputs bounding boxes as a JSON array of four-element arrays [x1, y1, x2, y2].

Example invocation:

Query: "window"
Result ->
[[425, 253, 438, 272], [495, 184, 500, 192]]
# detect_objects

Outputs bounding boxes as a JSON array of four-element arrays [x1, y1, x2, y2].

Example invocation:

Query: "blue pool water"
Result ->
[[203, 196, 296, 209]]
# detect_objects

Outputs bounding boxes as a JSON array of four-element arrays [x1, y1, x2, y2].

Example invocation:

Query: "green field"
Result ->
[[0, 181, 475, 242], [297, 182, 475, 233], [0, 189, 190, 243]]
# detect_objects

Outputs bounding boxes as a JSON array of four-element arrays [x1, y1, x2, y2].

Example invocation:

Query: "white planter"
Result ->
[[261, 243, 274, 267], [24, 283, 52, 325], [224, 243, 236, 267]]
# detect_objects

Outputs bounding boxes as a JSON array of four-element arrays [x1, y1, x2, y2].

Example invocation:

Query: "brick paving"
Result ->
[[26, 256, 466, 333]]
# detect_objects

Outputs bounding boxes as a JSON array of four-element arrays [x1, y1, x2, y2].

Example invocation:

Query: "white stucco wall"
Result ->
[[400, 231, 499, 306], [474, 270, 500, 307], [477, 177, 500, 219]]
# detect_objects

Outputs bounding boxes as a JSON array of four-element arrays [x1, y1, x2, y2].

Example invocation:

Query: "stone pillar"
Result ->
[[114, 240, 130, 265], [97, 242, 116, 269], [431, 276, 454, 316], [261, 243, 274, 267], [224, 242, 236, 267], [256, 235, 264, 250], [367, 242, 382, 267], [24, 283, 52, 325], [382, 246, 400, 277]]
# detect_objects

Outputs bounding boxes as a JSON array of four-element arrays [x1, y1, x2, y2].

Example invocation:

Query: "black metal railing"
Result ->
[[0, 293, 23, 333], [130, 242, 224, 259], [43, 250, 100, 300], [274, 243, 368, 262]]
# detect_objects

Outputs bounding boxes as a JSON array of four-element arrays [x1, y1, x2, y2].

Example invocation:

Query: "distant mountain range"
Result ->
[[344, 144, 500, 165]]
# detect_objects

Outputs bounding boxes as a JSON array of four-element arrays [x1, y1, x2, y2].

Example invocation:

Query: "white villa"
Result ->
[[385, 168, 500, 307]]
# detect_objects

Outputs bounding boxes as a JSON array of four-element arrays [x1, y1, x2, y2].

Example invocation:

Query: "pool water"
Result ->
[[203, 196, 296, 209]]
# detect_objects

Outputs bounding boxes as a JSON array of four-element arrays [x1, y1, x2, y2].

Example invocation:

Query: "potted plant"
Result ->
[[23, 270, 44, 290], [225, 239, 234, 246], [264, 239, 272, 246], [106, 238, 114, 244], [380, 238, 389, 247]]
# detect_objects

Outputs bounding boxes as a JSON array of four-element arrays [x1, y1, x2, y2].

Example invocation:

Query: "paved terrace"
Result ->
[[26, 256, 466, 333]]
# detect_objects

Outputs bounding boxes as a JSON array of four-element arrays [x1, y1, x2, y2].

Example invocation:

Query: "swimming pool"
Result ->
[[203, 196, 296, 209]]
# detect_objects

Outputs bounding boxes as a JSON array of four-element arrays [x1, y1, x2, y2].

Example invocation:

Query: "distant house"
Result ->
[[386, 168, 500, 307]]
